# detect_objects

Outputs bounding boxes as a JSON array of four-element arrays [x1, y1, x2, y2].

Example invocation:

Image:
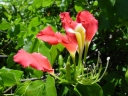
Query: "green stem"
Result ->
[[82, 42, 89, 75], [51, 74, 68, 83], [66, 62, 71, 81], [77, 52, 83, 75], [84, 42, 89, 62], [71, 55, 76, 80]]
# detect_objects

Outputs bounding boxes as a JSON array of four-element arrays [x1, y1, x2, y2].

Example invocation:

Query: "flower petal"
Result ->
[[14, 49, 54, 74], [55, 32, 78, 53], [76, 11, 98, 42], [60, 12, 78, 31], [36, 26, 60, 45]]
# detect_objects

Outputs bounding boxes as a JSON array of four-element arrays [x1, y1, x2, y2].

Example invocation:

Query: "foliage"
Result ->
[[0, 0, 128, 96]]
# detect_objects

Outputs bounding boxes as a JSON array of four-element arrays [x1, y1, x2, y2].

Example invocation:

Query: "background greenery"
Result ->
[[0, 0, 128, 96]]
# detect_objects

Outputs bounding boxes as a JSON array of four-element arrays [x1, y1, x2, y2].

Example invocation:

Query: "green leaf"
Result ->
[[58, 86, 69, 96], [0, 77, 4, 90], [110, 0, 116, 6], [75, 83, 103, 96], [50, 46, 58, 65], [29, 17, 41, 27], [115, 0, 128, 18], [75, 0, 86, 12], [0, 69, 23, 86], [102, 82, 115, 96], [14, 24, 20, 36], [125, 68, 128, 83], [6, 53, 15, 68], [45, 75, 57, 96], [50, 44, 64, 65], [0, 20, 11, 30], [38, 41, 51, 63], [33, 0, 55, 8], [55, 0, 61, 7], [42, 0, 55, 7], [32, 0, 42, 8], [33, 70, 43, 78], [23, 41, 32, 52], [15, 80, 45, 96]]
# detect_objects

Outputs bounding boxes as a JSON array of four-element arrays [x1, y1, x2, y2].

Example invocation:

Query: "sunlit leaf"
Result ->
[[0, 68, 23, 86], [46, 75, 57, 96], [15, 80, 45, 96], [0, 20, 11, 30], [42, 0, 55, 7]]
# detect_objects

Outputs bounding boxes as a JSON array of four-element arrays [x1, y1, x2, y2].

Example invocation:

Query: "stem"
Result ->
[[83, 42, 89, 75], [84, 42, 89, 62], [71, 54, 76, 80], [51, 74, 68, 83], [77, 52, 83, 75], [66, 62, 71, 81], [3, 94, 14, 96]]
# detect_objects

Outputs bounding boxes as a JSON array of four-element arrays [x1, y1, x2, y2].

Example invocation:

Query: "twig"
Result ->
[[86, 49, 98, 59], [1, 40, 12, 50], [0, 55, 8, 57], [3, 86, 13, 94], [20, 76, 45, 82]]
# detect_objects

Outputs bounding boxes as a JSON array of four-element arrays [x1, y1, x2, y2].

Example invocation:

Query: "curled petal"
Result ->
[[36, 26, 60, 45], [60, 12, 78, 31], [76, 11, 98, 42], [14, 49, 54, 74]]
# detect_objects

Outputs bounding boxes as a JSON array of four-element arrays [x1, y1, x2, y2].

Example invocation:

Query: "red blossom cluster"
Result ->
[[14, 11, 98, 74]]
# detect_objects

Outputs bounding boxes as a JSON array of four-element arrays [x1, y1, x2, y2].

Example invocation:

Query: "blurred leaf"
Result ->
[[15, 80, 45, 96], [93, 1, 98, 7], [33, 70, 43, 78], [115, 0, 128, 18], [14, 24, 20, 36], [125, 68, 128, 83], [103, 82, 115, 96], [0, 68, 23, 86], [32, 0, 42, 8], [110, 0, 116, 6], [0, 77, 4, 90], [23, 41, 32, 52], [55, 0, 61, 7], [6, 53, 15, 68], [29, 17, 41, 27], [46, 75, 57, 96], [50, 44, 64, 65], [58, 86, 69, 96], [42, 0, 55, 7], [0, 20, 11, 30], [75, 0, 85, 12], [75, 83, 103, 96]]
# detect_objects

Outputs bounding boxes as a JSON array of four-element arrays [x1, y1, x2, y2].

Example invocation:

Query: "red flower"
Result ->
[[14, 49, 54, 74], [76, 11, 98, 42], [60, 10, 98, 43], [36, 26, 78, 54]]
